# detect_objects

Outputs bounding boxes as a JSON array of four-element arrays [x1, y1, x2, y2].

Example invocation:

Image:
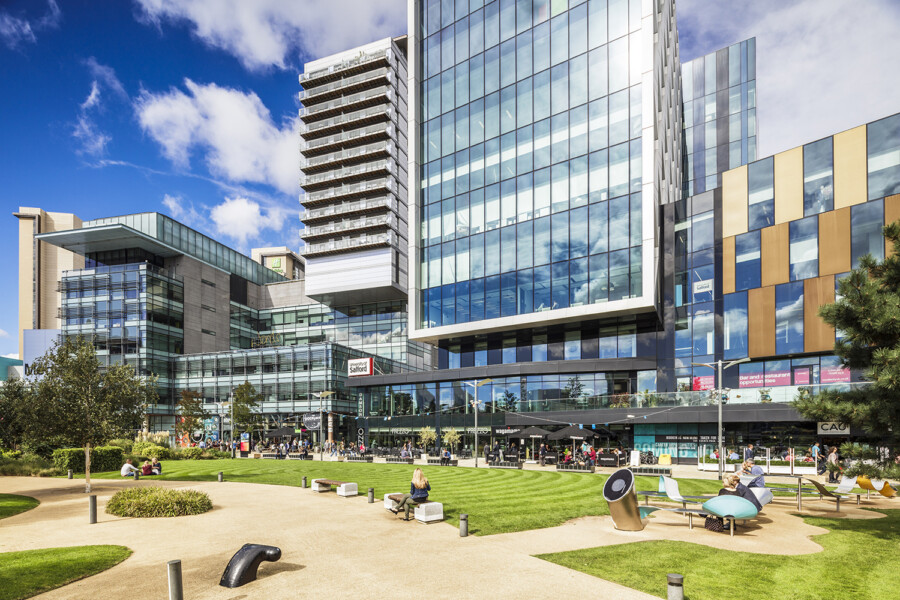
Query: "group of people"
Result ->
[[120, 458, 162, 477]]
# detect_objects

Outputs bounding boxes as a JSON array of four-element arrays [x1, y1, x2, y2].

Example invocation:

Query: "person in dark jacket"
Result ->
[[390, 468, 431, 521], [718, 473, 762, 511]]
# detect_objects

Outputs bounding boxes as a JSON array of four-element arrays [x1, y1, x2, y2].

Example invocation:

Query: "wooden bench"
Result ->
[[426, 458, 458, 466], [312, 478, 358, 496], [385, 457, 414, 464], [490, 461, 523, 469], [557, 463, 596, 473], [346, 456, 373, 463], [383, 493, 444, 523]]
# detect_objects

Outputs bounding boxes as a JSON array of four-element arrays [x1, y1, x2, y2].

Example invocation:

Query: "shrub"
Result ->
[[105, 487, 212, 518], [0, 454, 59, 476], [178, 447, 203, 460], [206, 449, 231, 459], [1, 450, 23, 460], [131, 441, 156, 456], [135, 432, 171, 446], [51, 446, 124, 473], [107, 438, 134, 453], [142, 445, 173, 460]]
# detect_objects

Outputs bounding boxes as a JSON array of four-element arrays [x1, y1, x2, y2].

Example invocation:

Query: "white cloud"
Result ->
[[209, 196, 288, 246], [85, 56, 127, 100], [3, 353, 19, 360], [134, 0, 406, 71], [0, 0, 60, 49], [135, 79, 299, 195], [0, 329, 9, 339], [161, 194, 202, 227], [73, 113, 111, 156], [678, 0, 900, 157], [72, 58, 127, 157]]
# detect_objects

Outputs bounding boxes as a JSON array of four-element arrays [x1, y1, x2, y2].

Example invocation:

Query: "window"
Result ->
[[723, 292, 748, 360], [867, 113, 900, 200], [201, 279, 216, 288], [734, 231, 760, 290], [803, 137, 833, 215], [747, 157, 774, 230], [789, 216, 818, 281], [775, 282, 803, 355], [201, 304, 217, 313], [851, 199, 884, 265], [201, 329, 216, 336]]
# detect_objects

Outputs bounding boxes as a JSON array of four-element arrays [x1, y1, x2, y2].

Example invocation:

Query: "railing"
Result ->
[[60, 262, 182, 282], [301, 231, 396, 256], [302, 159, 395, 188], [300, 86, 393, 119], [304, 177, 395, 204], [304, 123, 394, 153], [299, 68, 392, 101], [301, 195, 395, 221], [304, 141, 394, 171], [300, 47, 391, 84], [303, 105, 395, 136], [300, 214, 396, 239]]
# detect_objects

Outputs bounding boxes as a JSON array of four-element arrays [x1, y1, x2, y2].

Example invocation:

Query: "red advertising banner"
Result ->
[[738, 372, 765, 388], [764, 370, 791, 386], [821, 366, 851, 383], [794, 370, 810, 385], [692, 375, 715, 391]]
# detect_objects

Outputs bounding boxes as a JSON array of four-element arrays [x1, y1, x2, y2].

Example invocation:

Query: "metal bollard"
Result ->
[[301, 476, 307, 489], [667, 574, 684, 600], [168, 559, 184, 600], [218, 472, 224, 482], [368, 487, 374, 503], [68, 469, 73, 479], [89, 495, 97, 524], [133, 471, 140, 480], [459, 513, 468, 537]]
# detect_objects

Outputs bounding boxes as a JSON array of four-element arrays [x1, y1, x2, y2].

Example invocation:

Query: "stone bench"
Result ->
[[426, 458, 458, 466], [385, 457, 414, 464], [260, 453, 278, 459], [557, 463, 596, 473], [490, 461, 524, 469], [312, 479, 357, 496], [629, 466, 672, 477], [346, 456, 373, 463], [287, 453, 312, 460], [384, 493, 444, 524]]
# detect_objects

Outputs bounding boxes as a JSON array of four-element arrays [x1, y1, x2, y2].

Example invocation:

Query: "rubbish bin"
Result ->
[[603, 468, 645, 531]]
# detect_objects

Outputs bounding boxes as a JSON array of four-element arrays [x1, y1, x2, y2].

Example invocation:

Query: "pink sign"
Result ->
[[821, 366, 851, 383], [794, 370, 810, 385], [692, 375, 715, 391], [738, 372, 764, 388], [765, 370, 791, 386]]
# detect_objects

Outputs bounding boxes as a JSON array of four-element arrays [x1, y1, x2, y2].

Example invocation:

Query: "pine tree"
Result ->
[[794, 220, 900, 444]]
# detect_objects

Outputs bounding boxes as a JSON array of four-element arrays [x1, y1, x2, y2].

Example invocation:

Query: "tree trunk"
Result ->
[[84, 443, 92, 494]]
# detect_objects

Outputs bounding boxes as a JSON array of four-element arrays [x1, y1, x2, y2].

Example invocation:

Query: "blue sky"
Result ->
[[1, 0, 899, 359]]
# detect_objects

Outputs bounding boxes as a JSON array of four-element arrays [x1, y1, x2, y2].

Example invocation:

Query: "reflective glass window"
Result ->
[[803, 137, 833, 215]]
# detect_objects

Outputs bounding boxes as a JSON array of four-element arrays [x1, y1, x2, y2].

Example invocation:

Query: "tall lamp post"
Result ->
[[464, 378, 492, 468], [692, 358, 750, 478], [313, 391, 334, 461]]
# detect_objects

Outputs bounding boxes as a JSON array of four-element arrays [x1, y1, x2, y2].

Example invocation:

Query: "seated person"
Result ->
[[742, 459, 765, 487], [728, 450, 739, 460], [441, 447, 451, 466], [400, 448, 410, 459], [151, 457, 162, 475], [141, 460, 155, 476], [120, 459, 140, 477], [389, 468, 431, 521], [718, 473, 762, 511]]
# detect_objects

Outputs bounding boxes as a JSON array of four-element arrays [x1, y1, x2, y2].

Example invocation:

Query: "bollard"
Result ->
[[301, 476, 307, 489], [368, 487, 374, 503], [133, 471, 140, 480], [666, 573, 684, 600], [218, 472, 224, 482], [168, 559, 184, 600], [89, 495, 97, 524], [459, 513, 468, 537], [68, 469, 73, 479]]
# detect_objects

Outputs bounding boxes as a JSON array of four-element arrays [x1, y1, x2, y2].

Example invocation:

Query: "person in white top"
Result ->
[[120, 459, 140, 477]]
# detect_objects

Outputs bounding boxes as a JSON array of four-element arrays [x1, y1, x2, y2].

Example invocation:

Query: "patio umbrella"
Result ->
[[513, 426, 552, 458], [548, 425, 602, 455]]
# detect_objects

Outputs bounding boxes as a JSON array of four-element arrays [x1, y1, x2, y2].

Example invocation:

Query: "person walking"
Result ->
[[539, 443, 547, 466], [826, 446, 840, 483], [389, 468, 431, 521], [743, 443, 755, 461], [811, 442, 824, 475]]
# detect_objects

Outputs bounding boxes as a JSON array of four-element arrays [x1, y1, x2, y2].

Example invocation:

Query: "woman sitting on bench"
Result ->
[[390, 468, 431, 521]]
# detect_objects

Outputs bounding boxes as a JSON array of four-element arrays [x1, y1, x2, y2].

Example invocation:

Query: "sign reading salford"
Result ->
[[348, 357, 374, 377]]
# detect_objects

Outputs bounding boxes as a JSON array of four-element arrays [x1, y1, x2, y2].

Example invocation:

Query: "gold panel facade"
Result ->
[[723, 236, 735, 294], [774, 147, 804, 224], [804, 276, 836, 353], [817, 208, 851, 275], [887, 194, 900, 256], [722, 165, 748, 237], [748, 286, 775, 358], [833, 125, 867, 209], [760, 224, 790, 287]]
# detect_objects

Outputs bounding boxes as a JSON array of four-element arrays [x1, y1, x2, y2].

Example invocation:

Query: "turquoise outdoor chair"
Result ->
[[701, 495, 759, 537]]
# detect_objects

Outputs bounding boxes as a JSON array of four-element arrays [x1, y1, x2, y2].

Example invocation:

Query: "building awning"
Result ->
[[35, 224, 183, 258]]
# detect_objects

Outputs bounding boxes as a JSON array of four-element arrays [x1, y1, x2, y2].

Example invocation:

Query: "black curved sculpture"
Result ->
[[219, 544, 282, 588]]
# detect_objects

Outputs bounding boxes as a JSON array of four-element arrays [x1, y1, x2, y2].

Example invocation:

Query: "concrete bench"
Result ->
[[490, 461, 523, 469], [385, 457, 414, 464], [557, 463, 596, 473], [260, 452, 278, 459], [312, 478, 358, 496], [346, 456, 374, 463], [426, 458, 458, 466], [384, 493, 444, 524], [287, 453, 312, 460]]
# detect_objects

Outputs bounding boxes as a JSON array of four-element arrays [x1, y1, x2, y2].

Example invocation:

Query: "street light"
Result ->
[[312, 391, 334, 461], [692, 358, 750, 478], [464, 378, 492, 468]]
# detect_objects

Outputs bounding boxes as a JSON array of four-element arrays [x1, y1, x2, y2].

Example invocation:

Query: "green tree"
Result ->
[[0, 374, 30, 450], [30, 336, 155, 492], [561, 376, 585, 402], [441, 428, 461, 453], [418, 426, 437, 449], [232, 381, 261, 440], [175, 389, 208, 445], [794, 220, 900, 474]]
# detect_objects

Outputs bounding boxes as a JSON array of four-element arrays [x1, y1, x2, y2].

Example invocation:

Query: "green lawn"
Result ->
[[0, 545, 131, 600], [88, 459, 723, 535], [539, 509, 900, 600], [0, 494, 39, 520]]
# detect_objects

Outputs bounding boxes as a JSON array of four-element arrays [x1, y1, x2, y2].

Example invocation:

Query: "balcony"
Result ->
[[300, 231, 397, 258], [301, 159, 396, 192], [299, 68, 392, 105], [301, 123, 395, 157], [299, 47, 392, 88], [300, 86, 393, 123], [300, 213, 396, 241], [301, 141, 395, 174], [301, 105, 396, 140], [303, 178, 395, 206], [300, 195, 396, 224]]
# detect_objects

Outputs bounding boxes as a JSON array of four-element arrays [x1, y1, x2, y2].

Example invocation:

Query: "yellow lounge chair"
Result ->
[[856, 475, 897, 499]]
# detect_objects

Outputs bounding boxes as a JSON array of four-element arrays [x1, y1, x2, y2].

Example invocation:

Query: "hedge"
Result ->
[[105, 487, 212, 518], [178, 447, 203, 460], [52, 447, 124, 473], [142, 445, 173, 460]]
